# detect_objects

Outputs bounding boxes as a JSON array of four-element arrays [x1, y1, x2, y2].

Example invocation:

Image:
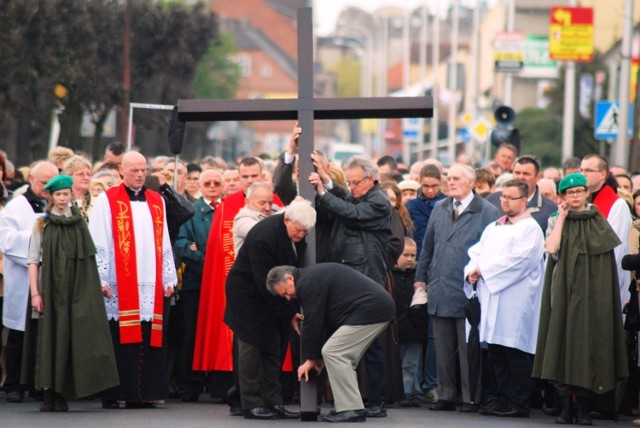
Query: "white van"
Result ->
[[324, 143, 365, 165]]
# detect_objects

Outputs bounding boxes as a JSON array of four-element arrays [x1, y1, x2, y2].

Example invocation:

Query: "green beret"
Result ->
[[44, 174, 73, 193], [558, 172, 587, 194]]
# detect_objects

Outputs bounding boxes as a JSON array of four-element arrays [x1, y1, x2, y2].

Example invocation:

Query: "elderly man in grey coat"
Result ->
[[414, 163, 500, 413]]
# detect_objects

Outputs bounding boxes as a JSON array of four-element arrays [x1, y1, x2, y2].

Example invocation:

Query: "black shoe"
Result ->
[[459, 402, 479, 413], [6, 390, 23, 403], [411, 398, 422, 407], [40, 390, 54, 412], [181, 393, 199, 402], [269, 404, 300, 419], [429, 400, 456, 411], [556, 395, 573, 425], [102, 400, 120, 409], [398, 399, 412, 407], [243, 406, 278, 420], [320, 409, 366, 423], [489, 405, 530, 418], [125, 401, 156, 409], [479, 400, 498, 415], [365, 404, 387, 417], [229, 405, 243, 416], [54, 393, 69, 412], [544, 407, 561, 416]]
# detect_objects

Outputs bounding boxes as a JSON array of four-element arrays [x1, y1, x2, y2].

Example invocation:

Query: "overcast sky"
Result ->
[[312, 0, 499, 36]]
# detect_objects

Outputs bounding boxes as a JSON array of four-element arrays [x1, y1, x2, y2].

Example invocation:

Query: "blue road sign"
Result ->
[[594, 101, 633, 140]]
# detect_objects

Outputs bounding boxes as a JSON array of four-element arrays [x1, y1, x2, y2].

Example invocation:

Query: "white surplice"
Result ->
[[463, 216, 545, 354], [0, 196, 44, 331], [88, 191, 177, 322]]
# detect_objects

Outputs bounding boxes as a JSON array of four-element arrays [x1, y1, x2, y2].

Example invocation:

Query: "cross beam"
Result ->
[[177, 7, 432, 420]]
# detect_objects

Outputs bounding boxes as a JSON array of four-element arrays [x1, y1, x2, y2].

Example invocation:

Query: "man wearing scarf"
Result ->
[[580, 154, 631, 307], [89, 151, 177, 408]]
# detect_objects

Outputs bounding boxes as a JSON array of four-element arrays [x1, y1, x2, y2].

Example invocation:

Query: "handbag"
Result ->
[[624, 276, 640, 332]]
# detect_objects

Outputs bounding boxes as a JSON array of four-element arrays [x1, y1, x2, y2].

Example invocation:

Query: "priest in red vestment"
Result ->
[[193, 157, 283, 372]]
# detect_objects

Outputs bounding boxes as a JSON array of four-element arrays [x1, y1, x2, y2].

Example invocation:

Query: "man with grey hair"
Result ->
[[266, 263, 395, 423], [233, 182, 277, 253], [415, 163, 500, 413], [309, 155, 393, 417], [223, 200, 316, 420], [0, 160, 59, 402]]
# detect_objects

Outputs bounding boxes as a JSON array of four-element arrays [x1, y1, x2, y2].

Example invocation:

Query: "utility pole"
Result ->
[[469, 0, 481, 163], [419, 5, 428, 159], [447, 0, 460, 164], [430, 0, 440, 160], [561, 0, 577, 162], [121, 0, 131, 145], [614, 0, 634, 169], [504, 0, 515, 106]]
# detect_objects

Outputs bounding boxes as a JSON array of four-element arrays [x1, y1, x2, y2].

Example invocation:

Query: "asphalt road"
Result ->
[[0, 393, 635, 428]]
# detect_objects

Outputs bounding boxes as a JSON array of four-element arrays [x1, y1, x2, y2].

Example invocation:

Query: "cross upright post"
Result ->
[[177, 7, 432, 420]]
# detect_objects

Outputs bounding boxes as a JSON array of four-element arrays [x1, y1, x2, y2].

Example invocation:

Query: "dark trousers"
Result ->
[[237, 333, 283, 410], [5, 328, 24, 391], [489, 344, 533, 412], [363, 337, 385, 407], [176, 289, 205, 395]]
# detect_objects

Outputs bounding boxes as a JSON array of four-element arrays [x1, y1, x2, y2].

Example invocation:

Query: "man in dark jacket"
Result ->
[[309, 156, 392, 417], [267, 263, 395, 423], [223, 200, 316, 420]]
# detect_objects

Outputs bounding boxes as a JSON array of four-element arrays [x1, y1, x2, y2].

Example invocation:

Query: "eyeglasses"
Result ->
[[421, 184, 440, 190], [202, 181, 222, 188], [564, 188, 586, 197], [187, 176, 200, 181], [499, 195, 526, 201], [579, 168, 601, 174], [346, 176, 370, 187]]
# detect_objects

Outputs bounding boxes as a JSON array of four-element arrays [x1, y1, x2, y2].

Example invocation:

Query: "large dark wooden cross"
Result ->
[[177, 7, 432, 420]]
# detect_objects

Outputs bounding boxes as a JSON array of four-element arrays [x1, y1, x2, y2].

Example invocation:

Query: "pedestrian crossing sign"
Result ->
[[594, 101, 633, 140]]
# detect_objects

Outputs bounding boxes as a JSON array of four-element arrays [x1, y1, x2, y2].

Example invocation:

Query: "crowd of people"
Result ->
[[0, 130, 639, 425]]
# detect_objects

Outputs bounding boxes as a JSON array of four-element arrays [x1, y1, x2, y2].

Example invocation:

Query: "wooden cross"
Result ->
[[177, 7, 432, 420]]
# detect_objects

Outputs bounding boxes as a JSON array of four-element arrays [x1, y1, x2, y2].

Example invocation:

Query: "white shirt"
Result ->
[[0, 196, 44, 330], [464, 216, 545, 354], [88, 191, 177, 321]]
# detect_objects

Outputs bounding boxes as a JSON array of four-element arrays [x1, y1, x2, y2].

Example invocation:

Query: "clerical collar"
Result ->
[[24, 186, 47, 213], [124, 185, 146, 201]]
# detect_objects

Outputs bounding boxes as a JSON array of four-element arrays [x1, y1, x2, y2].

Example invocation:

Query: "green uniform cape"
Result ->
[[24, 207, 119, 399], [532, 205, 628, 393]]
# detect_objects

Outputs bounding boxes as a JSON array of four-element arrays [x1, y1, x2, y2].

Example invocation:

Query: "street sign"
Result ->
[[521, 35, 558, 79], [594, 101, 633, 139], [468, 117, 493, 142], [493, 32, 525, 72], [549, 7, 594, 62]]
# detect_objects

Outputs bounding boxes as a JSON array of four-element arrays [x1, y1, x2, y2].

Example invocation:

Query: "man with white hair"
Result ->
[[0, 161, 58, 402], [224, 200, 316, 420], [310, 156, 394, 418], [415, 163, 500, 412]]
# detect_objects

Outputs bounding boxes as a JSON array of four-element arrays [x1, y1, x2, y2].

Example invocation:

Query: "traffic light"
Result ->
[[490, 106, 520, 153]]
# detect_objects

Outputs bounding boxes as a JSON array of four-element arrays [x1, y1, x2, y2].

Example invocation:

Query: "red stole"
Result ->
[[106, 184, 165, 348], [593, 185, 619, 219], [193, 190, 286, 371]]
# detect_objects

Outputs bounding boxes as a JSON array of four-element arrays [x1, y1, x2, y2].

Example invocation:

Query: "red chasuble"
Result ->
[[193, 190, 286, 371], [593, 185, 620, 219], [106, 184, 165, 347]]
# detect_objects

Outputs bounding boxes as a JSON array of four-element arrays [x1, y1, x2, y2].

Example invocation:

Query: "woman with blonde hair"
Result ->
[[62, 155, 94, 221]]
